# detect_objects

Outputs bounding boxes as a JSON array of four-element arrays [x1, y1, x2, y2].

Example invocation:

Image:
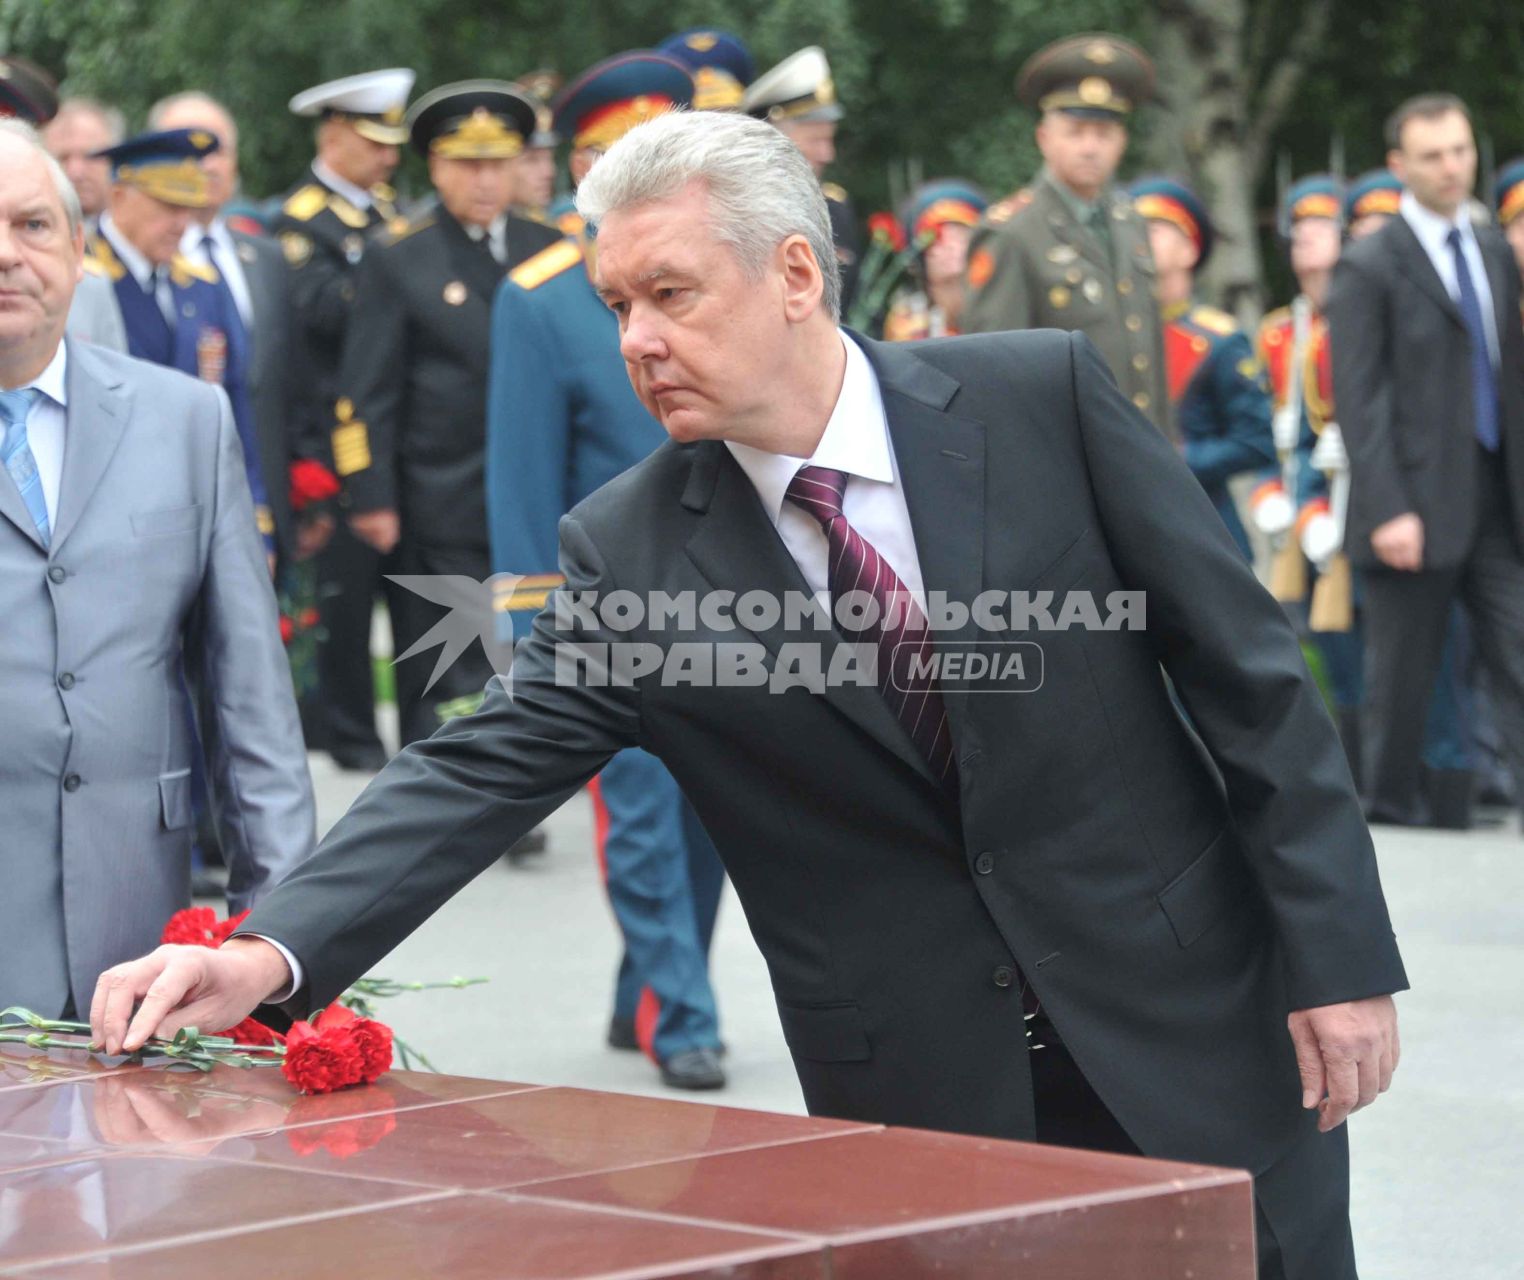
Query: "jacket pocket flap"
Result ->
[[777, 1000, 871, 1063], [159, 769, 193, 831], [132, 504, 203, 537], [1156, 827, 1250, 948]]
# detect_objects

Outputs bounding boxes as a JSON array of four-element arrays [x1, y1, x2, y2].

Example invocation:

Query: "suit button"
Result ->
[[63, 774, 82, 793], [48, 566, 66, 583], [975, 851, 995, 875], [992, 965, 1014, 989], [58, 673, 75, 690]]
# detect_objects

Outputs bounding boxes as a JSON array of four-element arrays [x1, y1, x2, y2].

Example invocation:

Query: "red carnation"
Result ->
[[279, 615, 295, 645], [867, 211, 907, 253], [161, 906, 221, 947], [289, 460, 341, 513], [281, 1017, 366, 1095], [210, 909, 252, 946], [312, 1005, 393, 1083], [218, 1015, 284, 1048]]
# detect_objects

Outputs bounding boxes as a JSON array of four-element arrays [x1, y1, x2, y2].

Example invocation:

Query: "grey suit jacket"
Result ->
[[64, 270, 127, 353], [0, 339, 316, 1018]]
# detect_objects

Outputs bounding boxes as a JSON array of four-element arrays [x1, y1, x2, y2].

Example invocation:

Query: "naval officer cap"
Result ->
[[288, 68, 416, 145], [0, 56, 59, 124], [741, 46, 842, 124], [1016, 33, 1155, 121], [658, 28, 755, 111], [93, 127, 219, 207], [405, 80, 538, 159]]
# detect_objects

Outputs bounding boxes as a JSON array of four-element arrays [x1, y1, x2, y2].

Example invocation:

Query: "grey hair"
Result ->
[[576, 109, 842, 321], [51, 97, 125, 145], [147, 90, 238, 146], [0, 118, 84, 238]]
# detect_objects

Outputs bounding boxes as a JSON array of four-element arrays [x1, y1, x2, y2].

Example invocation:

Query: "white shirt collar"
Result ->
[[98, 213, 156, 292], [5, 340, 68, 407], [312, 159, 373, 211], [725, 331, 893, 524], [1400, 188, 1475, 255], [179, 215, 231, 259]]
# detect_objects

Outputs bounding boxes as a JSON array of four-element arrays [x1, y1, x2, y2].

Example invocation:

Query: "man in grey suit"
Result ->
[[150, 92, 333, 566], [0, 120, 315, 1020]]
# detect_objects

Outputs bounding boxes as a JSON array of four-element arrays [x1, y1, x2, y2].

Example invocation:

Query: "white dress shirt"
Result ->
[[726, 330, 928, 615], [3, 342, 68, 522], [466, 214, 509, 265], [97, 213, 174, 326], [178, 216, 254, 328], [1399, 189, 1499, 366], [259, 333, 925, 1005], [310, 159, 373, 212]]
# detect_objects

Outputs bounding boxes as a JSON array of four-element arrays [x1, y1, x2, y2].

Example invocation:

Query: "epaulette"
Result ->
[[379, 213, 437, 248], [371, 181, 397, 204], [984, 188, 1033, 226], [85, 235, 125, 282], [169, 253, 218, 286], [1258, 305, 1291, 336], [327, 193, 370, 229], [80, 253, 109, 279], [820, 181, 848, 204], [281, 184, 327, 222], [509, 238, 583, 291], [1187, 304, 1237, 337]]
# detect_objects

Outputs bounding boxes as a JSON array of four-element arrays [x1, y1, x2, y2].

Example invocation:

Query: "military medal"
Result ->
[[1049, 285, 1071, 309], [196, 328, 227, 385], [1082, 277, 1104, 304], [344, 233, 365, 265], [1046, 244, 1078, 264]]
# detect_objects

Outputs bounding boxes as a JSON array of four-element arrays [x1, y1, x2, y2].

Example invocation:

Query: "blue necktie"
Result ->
[[0, 387, 50, 546], [1447, 228, 1501, 452]]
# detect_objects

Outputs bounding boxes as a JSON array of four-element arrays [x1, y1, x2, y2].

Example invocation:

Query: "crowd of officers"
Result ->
[[3, 25, 1520, 1091]]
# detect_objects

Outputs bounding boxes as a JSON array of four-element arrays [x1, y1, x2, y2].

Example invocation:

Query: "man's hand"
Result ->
[[295, 511, 336, 560], [89, 937, 293, 1056], [1287, 995, 1400, 1133], [1370, 513, 1424, 571], [349, 508, 400, 555]]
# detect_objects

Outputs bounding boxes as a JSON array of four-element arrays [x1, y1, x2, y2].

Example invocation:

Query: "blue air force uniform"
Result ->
[[487, 53, 727, 1086]]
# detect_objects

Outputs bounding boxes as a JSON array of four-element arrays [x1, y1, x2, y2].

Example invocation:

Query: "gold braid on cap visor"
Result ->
[[430, 108, 525, 159], [116, 159, 209, 207]]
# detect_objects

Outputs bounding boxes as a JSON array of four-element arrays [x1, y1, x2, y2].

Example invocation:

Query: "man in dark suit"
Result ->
[[96, 111, 1405, 1280], [1327, 93, 1524, 827], [334, 81, 561, 745], [150, 91, 331, 567]]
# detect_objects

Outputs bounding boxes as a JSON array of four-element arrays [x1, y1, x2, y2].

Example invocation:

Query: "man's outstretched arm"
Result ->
[[91, 513, 641, 1054]]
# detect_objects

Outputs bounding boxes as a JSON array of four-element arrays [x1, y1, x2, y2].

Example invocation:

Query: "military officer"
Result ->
[[89, 128, 270, 553], [508, 69, 561, 225], [1344, 169, 1403, 241], [1132, 177, 1275, 559], [963, 33, 1166, 431], [336, 81, 561, 747], [275, 69, 413, 772], [882, 179, 988, 341], [487, 52, 727, 1091], [743, 46, 862, 309], [1495, 157, 1524, 276], [658, 27, 754, 111]]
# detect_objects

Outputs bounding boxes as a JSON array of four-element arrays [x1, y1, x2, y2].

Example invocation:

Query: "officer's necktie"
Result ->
[[1447, 227, 1501, 452], [1085, 202, 1114, 268], [150, 266, 176, 330], [0, 387, 50, 546], [784, 465, 956, 788]]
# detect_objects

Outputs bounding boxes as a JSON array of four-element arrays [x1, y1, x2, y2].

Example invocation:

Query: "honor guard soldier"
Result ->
[[1132, 177, 1275, 559], [1495, 157, 1524, 277], [882, 180, 989, 341], [743, 46, 862, 309], [335, 80, 561, 747], [277, 68, 413, 771], [488, 52, 728, 1091], [1344, 169, 1403, 241], [963, 33, 1166, 431], [89, 128, 271, 553], [658, 28, 754, 111]]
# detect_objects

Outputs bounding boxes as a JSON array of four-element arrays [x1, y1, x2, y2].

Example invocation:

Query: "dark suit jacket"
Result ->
[[1327, 215, 1524, 569], [241, 330, 1407, 1176], [232, 228, 313, 561], [335, 203, 561, 551]]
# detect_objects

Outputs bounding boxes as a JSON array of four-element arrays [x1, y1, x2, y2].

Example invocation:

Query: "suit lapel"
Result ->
[[0, 444, 44, 550], [52, 339, 131, 554], [1391, 216, 1464, 328]]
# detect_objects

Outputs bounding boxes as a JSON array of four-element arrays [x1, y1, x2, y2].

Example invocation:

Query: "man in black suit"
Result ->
[[95, 111, 1405, 1280], [333, 81, 561, 745], [1327, 94, 1524, 827]]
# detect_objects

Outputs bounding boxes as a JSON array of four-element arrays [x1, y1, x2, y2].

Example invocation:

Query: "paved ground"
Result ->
[[301, 751, 1520, 1279]]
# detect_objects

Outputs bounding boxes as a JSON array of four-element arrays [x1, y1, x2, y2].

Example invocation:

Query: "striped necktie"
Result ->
[[784, 465, 956, 789], [0, 387, 49, 546]]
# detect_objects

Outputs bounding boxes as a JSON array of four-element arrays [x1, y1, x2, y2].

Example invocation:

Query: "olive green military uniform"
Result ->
[[963, 171, 1166, 427]]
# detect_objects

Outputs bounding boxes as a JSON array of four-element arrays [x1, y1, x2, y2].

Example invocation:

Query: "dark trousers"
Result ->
[[312, 521, 389, 756], [1362, 450, 1524, 823], [1032, 1034, 1356, 1279]]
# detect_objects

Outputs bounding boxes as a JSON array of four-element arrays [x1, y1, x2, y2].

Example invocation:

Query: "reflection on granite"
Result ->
[[0, 1059, 1254, 1279]]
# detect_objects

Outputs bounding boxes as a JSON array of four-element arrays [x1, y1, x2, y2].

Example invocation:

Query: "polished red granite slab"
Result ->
[[0, 1048, 1255, 1279]]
